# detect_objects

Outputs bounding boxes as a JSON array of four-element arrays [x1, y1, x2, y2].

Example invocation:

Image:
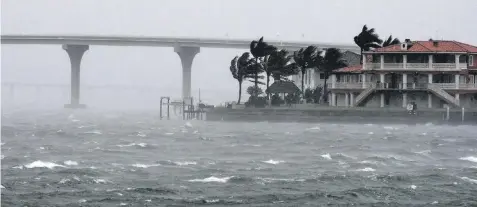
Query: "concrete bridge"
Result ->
[[1, 34, 359, 108]]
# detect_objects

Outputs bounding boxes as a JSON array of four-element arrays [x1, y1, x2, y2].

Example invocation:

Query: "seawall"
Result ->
[[206, 107, 477, 124]]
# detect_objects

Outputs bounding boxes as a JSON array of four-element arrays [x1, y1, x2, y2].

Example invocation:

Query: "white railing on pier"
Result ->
[[458, 63, 468, 69]]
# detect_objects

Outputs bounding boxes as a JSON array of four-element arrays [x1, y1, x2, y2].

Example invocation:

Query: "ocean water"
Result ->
[[1, 109, 477, 206]]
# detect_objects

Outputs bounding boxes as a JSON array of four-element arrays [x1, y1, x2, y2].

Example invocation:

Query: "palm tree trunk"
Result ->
[[322, 76, 328, 103], [301, 70, 305, 97], [254, 58, 259, 92], [266, 72, 270, 97], [238, 81, 242, 104]]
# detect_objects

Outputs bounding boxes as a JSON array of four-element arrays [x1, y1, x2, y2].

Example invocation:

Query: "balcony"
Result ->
[[329, 82, 477, 90], [364, 63, 467, 70]]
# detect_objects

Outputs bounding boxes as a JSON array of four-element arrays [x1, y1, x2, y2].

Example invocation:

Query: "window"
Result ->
[[319, 73, 325, 79], [470, 55, 474, 66]]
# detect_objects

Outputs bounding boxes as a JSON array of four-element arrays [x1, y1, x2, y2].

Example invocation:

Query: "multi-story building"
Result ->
[[291, 51, 360, 91], [328, 39, 477, 108]]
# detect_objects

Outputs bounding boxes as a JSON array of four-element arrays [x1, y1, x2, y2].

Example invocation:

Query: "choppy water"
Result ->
[[2, 109, 477, 206]]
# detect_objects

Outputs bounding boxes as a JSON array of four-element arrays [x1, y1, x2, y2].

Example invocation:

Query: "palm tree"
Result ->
[[229, 52, 256, 104], [382, 35, 401, 47], [293, 46, 318, 95], [267, 49, 299, 82], [320, 48, 348, 102], [250, 37, 277, 93], [354, 25, 383, 63]]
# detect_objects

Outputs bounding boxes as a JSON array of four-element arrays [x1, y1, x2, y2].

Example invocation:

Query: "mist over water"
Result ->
[[2, 108, 477, 206]]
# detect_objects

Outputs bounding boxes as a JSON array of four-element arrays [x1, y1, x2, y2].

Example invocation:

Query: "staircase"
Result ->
[[427, 84, 459, 107], [355, 85, 376, 106]]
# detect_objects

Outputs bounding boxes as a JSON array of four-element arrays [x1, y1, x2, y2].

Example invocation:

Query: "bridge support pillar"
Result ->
[[175, 46, 200, 100], [63, 44, 89, 109]]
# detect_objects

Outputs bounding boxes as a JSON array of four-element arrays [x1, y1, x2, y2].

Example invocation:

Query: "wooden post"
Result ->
[[167, 98, 170, 120], [160, 97, 163, 120]]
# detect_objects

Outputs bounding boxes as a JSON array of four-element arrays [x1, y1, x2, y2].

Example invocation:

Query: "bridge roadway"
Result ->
[[1, 34, 360, 108]]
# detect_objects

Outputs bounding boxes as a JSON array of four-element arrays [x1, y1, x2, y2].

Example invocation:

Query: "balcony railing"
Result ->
[[328, 82, 477, 90], [363, 62, 467, 70]]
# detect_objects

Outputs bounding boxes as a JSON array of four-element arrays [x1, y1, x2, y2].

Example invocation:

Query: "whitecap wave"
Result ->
[[321, 153, 332, 160], [83, 130, 102, 135], [188, 176, 233, 183], [410, 185, 417, 189], [461, 177, 477, 184], [260, 177, 306, 183], [174, 161, 197, 166], [1, 185, 4, 189], [460, 156, 477, 163], [117, 143, 148, 148], [262, 159, 285, 165], [24, 161, 65, 169], [306, 126, 320, 131], [93, 178, 108, 184], [64, 160, 78, 166], [131, 163, 161, 168], [356, 167, 376, 172]]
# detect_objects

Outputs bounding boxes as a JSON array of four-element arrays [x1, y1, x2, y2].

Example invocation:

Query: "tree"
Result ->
[[250, 37, 277, 93], [229, 52, 255, 104], [320, 48, 348, 102], [382, 35, 401, 47], [354, 25, 383, 63], [293, 46, 319, 95], [267, 49, 299, 82]]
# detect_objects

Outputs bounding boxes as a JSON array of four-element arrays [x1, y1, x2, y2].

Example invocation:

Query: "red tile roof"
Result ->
[[372, 40, 477, 53], [334, 65, 362, 73]]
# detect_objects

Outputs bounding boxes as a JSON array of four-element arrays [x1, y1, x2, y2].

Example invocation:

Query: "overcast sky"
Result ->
[[2, 0, 477, 104]]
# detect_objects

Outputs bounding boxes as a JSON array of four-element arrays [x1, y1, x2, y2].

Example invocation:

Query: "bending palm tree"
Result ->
[[354, 25, 383, 63], [382, 35, 401, 47], [267, 49, 299, 81], [293, 46, 318, 95], [320, 48, 348, 102], [229, 52, 255, 104], [250, 37, 277, 94]]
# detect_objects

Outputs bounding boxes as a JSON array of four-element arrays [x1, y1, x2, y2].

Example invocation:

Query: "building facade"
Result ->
[[291, 51, 361, 90], [328, 40, 477, 108]]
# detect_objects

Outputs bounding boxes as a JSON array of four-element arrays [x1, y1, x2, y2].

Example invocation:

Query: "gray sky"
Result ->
[[2, 0, 477, 105]]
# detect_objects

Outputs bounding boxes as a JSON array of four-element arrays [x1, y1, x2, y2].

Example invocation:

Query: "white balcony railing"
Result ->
[[431, 83, 456, 89], [363, 62, 467, 70], [328, 82, 477, 90], [365, 63, 380, 70], [406, 63, 429, 69], [432, 63, 456, 69], [383, 63, 404, 69]]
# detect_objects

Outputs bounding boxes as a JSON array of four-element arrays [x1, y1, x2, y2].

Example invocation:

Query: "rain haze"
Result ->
[[2, 1, 477, 206]]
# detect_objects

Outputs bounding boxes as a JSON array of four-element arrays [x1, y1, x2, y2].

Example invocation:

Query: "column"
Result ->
[[455, 74, 460, 89], [380, 73, 385, 88], [63, 44, 89, 109], [362, 74, 366, 88], [402, 73, 407, 89], [331, 74, 337, 89], [362, 54, 367, 69], [428, 55, 433, 69], [175, 46, 200, 100], [428, 73, 433, 84], [380, 55, 384, 69], [350, 92, 355, 107], [331, 93, 336, 106], [380, 92, 385, 107], [403, 54, 407, 69], [345, 93, 349, 107], [455, 93, 460, 105], [455, 55, 460, 69]]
